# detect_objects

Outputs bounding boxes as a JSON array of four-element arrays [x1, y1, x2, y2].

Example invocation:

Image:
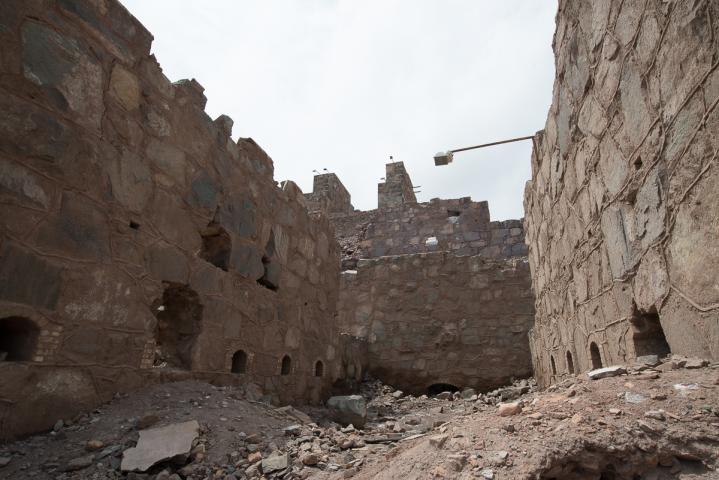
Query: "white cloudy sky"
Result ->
[[122, 1, 557, 220]]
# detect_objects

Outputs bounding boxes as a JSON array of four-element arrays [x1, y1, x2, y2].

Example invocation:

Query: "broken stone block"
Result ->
[[429, 434, 449, 449], [587, 366, 627, 380], [497, 402, 522, 416], [121, 420, 199, 472], [635, 355, 660, 366], [261, 453, 289, 474], [327, 395, 367, 428], [0, 457, 11, 468], [63, 454, 95, 471]]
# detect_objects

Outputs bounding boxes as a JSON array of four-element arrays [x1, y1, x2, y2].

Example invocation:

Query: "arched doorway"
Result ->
[[0, 317, 40, 361], [589, 342, 603, 369]]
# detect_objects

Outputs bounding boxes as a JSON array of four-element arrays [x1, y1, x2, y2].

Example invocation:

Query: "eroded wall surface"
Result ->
[[0, 0, 341, 438], [339, 254, 534, 394], [524, 0, 719, 387], [312, 162, 535, 394]]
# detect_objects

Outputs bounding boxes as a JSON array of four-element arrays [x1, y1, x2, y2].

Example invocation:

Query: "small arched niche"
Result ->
[[566, 351, 575, 374], [0, 316, 40, 362], [231, 350, 247, 374], [281, 354, 291, 375], [314, 360, 324, 377], [550, 355, 557, 376], [589, 342, 603, 369]]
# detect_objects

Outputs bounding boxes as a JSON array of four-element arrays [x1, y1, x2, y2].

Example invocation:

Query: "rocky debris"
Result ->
[[85, 439, 104, 451], [0, 456, 10, 468], [121, 420, 199, 472], [588, 365, 627, 380], [327, 395, 367, 428], [429, 434, 449, 449]]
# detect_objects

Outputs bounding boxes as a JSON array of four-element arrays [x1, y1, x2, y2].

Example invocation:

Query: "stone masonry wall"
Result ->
[[319, 162, 535, 393], [303, 172, 354, 215], [0, 0, 341, 439], [338, 253, 534, 394], [378, 161, 417, 209], [524, 0, 719, 387]]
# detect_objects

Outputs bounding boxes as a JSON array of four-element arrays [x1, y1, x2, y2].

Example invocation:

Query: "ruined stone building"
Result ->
[[306, 162, 535, 395], [0, 0, 344, 439], [525, 0, 719, 387]]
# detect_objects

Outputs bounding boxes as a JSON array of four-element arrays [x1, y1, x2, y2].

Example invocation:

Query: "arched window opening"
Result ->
[[566, 351, 575, 374], [153, 283, 203, 370], [630, 307, 670, 358], [281, 355, 291, 375], [0, 317, 40, 361], [427, 383, 459, 396], [590, 342, 603, 369], [258, 230, 279, 291], [314, 360, 324, 377], [231, 350, 247, 374], [200, 221, 231, 271]]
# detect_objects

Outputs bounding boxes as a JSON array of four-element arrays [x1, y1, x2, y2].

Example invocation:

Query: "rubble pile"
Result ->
[[0, 358, 717, 479]]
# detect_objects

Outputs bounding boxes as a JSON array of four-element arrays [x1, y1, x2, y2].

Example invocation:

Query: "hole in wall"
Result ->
[[566, 351, 575, 374], [258, 230, 279, 291], [281, 355, 291, 375], [153, 283, 203, 370], [129, 221, 140, 230], [200, 221, 231, 271], [447, 209, 461, 217], [633, 156, 643, 170], [590, 342, 603, 369], [550, 355, 557, 376], [0, 317, 40, 362], [427, 383, 459, 396], [231, 350, 247, 374], [630, 306, 670, 358], [314, 360, 324, 377]]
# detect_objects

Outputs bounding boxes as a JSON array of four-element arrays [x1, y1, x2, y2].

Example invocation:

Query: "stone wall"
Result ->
[[378, 161, 417, 209], [303, 172, 354, 215], [338, 253, 534, 394], [0, 0, 342, 439], [524, 0, 719, 387], [320, 162, 535, 393]]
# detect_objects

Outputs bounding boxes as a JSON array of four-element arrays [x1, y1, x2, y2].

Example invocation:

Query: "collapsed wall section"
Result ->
[[524, 0, 719, 387], [0, 0, 341, 438], [339, 253, 534, 394]]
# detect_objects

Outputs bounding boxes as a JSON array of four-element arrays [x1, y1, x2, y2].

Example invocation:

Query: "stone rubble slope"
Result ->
[[0, 357, 716, 479]]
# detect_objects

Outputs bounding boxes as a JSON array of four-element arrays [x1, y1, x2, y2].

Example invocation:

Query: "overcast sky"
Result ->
[[122, 1, 557, 220]]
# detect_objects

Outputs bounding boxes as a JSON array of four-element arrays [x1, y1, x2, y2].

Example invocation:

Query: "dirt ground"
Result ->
[[0, 359, 717, 480]]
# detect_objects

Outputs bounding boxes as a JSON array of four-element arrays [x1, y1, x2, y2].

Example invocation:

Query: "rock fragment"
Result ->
[[261, 453, 289, 473], [121, 420, 199, 472], [327, 395, 367, 428], [497, 402, 522, 416], [587, 366, 627, 380]]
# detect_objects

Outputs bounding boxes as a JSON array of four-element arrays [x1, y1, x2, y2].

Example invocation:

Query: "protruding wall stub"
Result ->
[[378, 161, 417, 209]]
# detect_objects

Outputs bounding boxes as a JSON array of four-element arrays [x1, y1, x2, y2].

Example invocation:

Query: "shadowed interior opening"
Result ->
[[427, 383, 460, 396], [590, 342, 603, 370], [566, 351, 574, 374], [550, 355, 557, 375], [630, 307, 670, 358], [314, 360, 324, 377], [281, 354, 291, 375], [0, 316, 40, 362], [231, 350, 247, 374], [200, 221, 231, 271], [153, 283, 203, 370]]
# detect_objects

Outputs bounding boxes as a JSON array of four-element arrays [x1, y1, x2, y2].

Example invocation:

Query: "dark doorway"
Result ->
[[427, 383, 459, 396], [630, 307, 671, 358], [0, 317, 40, 361], [566, 351, 575, 374], [200, 221, 231, 271], [550, 355, 557, 375], [258, 230, 279, 291], [153, 284, 203, 370], [590, 342, 603, 369], [281, 355, 291, 375], [231, 350, 247, 374], [314, 360, 324, 377]]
